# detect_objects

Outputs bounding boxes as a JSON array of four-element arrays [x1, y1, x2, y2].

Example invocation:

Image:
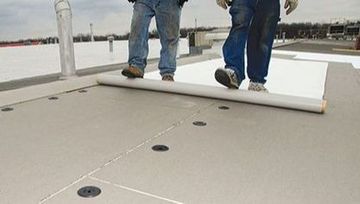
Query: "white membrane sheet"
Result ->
[[272, 50, 360, 69], [98, 58, 328, 113], [146, 58, 328, 100]]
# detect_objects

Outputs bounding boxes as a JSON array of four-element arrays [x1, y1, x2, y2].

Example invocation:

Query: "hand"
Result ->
[[284, 0, 298, 15], [179, 0, 188, 8], [216, 0, 231, 10]]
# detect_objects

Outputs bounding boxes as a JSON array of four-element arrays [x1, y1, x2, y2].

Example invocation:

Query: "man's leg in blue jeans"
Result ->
[[247, 0, 280, 84], [155, 0, 181, 77], [127, 1, 155, 74], [222, 0, 256, 83]]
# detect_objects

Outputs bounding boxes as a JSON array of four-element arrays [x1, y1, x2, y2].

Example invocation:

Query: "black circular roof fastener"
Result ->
[[77, 186, 102, 198], [218, 106, 230, 110], [152, 145, 169, 152], [1, 107, 14, 112], [79, 90, 88, 93], [193, 121, 207, 126], [48, 96, 59, 100]]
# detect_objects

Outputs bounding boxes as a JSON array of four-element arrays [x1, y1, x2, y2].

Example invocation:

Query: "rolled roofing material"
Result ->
[[97, 74, 327, 114]]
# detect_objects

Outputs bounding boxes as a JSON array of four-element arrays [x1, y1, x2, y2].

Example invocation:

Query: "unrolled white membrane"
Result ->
[[272, 50, 360, 69], [146, 58, 328, 100], [97, 74, 327, 113]]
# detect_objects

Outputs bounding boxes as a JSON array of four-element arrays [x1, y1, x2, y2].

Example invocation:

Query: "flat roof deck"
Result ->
[[0, 43, 360, 204]]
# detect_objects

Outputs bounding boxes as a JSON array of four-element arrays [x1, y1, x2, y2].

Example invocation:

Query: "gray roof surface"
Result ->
[[0, 41, 359, 204]]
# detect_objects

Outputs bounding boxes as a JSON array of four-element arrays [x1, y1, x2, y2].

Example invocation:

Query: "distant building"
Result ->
[[345, 25, 360, 38], [327, 20, 360, 40]]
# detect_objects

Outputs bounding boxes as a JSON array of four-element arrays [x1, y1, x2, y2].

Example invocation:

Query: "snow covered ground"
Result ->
[[0, 39, 189, 82]]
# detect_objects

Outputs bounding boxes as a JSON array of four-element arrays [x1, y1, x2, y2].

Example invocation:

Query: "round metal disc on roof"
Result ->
[[77, 186, 101, 198], [48, 96, 59, 100], [193, 121, 207, 126], [218, 106, 230, 110], [1, 107, 14, 112], [152, 145, 169, 152]]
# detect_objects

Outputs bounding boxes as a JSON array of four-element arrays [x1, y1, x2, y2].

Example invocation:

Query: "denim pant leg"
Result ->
[[128, 1, 155, 72], [247, 0, 280, 84], [222, 0, 256, 82], [155, 0, 181, 76]]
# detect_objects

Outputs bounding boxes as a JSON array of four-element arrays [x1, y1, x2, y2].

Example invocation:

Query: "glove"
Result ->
[[128, 0, 136, 3], [179, 0, 188, 8], [284, 0, 298, 15], [216, 0, 231, 10]]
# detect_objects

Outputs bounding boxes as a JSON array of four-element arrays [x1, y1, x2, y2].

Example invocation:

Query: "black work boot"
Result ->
[[215, 68, 240, 89]]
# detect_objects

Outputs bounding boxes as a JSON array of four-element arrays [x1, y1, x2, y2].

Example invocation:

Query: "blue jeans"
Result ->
[[223, 0, 280, 84], [128, 0, 181, 76]]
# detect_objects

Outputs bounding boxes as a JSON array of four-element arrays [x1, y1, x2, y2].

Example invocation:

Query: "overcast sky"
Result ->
[[0, 0, 359, 41]]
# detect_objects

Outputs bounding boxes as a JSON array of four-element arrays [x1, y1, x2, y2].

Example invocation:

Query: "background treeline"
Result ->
[[0, 23, 350, 45], [0, 26, 216, 45], [72, 26, 217, 42]]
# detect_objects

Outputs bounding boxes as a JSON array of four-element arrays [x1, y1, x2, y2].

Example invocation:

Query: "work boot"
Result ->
[[162, 74, 174, 82], [215, 68, 240, 89], [248, 82, 269, 93], [121, 66, 144, 78]]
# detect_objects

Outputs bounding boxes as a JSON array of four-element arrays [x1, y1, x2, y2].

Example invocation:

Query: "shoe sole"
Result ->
[[248, 88, 269, 93], [162, 76, 174, 82], [121, 69, 143, 78], [215, 69, 239, 89]]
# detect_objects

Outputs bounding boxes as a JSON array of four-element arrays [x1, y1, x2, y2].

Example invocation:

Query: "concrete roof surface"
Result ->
[[0, 42, 360, 204]]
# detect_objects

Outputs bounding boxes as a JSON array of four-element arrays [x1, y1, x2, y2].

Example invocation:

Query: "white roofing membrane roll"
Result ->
[[97, 74, 327, 114]]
